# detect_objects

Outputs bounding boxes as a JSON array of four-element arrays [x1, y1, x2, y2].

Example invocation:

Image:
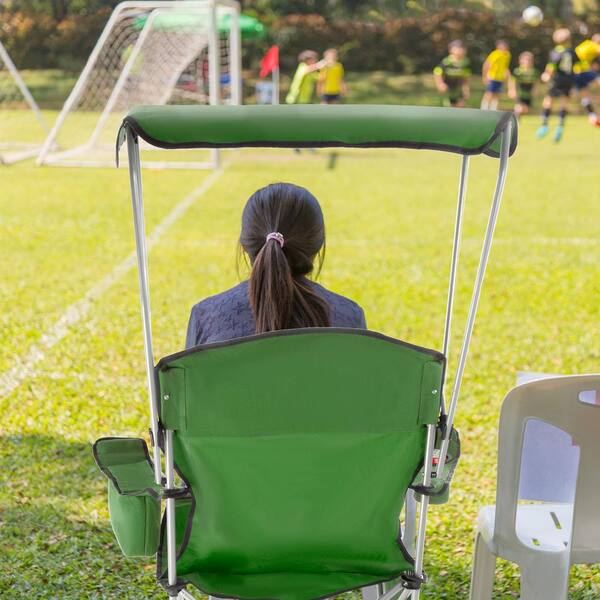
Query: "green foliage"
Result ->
[[3, 4, 600, 72], [269, 9, 599, 74], [0, 9, 111, 69], [1, 107, 599, 597]]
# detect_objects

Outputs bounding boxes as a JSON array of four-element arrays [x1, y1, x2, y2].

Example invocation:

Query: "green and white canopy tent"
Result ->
[[132, 10, 265, 37], [95, 105, 517, 600]]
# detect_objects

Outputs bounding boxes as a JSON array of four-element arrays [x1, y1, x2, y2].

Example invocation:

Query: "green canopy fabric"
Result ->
[[121, 104, 518, 157], [133, 12, 265, 39]]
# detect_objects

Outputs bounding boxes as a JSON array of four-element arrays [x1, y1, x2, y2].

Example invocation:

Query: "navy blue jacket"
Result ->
[[185, 280, 366, 348]]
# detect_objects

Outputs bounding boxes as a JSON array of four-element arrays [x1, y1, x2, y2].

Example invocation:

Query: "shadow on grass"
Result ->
[[0, 434, 160, 598]]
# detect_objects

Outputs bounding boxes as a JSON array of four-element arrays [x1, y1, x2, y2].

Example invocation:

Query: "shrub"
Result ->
[[269, 9, 599, 74]]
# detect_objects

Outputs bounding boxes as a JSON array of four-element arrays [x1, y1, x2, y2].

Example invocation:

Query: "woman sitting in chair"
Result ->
[[186, 182, 366, 347]]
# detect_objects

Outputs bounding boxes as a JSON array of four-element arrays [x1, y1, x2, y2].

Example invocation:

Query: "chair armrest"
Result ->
[[93, 437, 165, 557], [93, 436, 162, 497]]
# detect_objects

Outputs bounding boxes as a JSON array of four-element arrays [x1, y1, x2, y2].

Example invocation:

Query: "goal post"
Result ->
[[0, 40, 49, 164], [37, 0, 242, 169]]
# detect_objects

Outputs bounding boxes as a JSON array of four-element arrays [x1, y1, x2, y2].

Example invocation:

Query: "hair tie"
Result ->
[[265, 232, 284, 248]]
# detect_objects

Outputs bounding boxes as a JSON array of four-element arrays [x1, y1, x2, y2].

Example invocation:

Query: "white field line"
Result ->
[[0, 167, 225, 399], [172, 236, 600, 247], [324, 236, 600, 248]]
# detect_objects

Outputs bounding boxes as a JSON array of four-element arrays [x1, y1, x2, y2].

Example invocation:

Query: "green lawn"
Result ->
[[1, 114, 599, 599], [16, 68, 600, 110]]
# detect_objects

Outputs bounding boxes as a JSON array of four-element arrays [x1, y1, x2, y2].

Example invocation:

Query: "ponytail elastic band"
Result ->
[[266, 232, 284, 248]]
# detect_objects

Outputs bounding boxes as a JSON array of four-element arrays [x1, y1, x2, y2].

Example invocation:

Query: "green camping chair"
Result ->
[[93, 105, 517, 600]]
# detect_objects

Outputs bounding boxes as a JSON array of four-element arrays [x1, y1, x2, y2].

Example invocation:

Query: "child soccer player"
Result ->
[[433, 40, 471, 107], [509, 51, 538, 118], [318, 48, 347, 104], [285, 50, 322, 105], [537, 28, 577, 142], [481, 40, 511, 110], [574, 34, 600, 126]]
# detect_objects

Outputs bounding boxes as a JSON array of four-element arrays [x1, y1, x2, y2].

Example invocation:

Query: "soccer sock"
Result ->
[[490, 98, 499, 110], [559, 108, 567, 125], [542, 108, 550, 125], [480, 96, 489, 110], [582, 97, 596, 116]]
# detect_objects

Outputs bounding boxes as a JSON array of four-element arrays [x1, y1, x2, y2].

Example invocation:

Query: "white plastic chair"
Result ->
[[469, 374, 600, 600]]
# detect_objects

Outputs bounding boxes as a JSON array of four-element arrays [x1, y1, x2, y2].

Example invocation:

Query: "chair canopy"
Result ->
[[119, 104, 518, 158], [152, 328, 445, 600]]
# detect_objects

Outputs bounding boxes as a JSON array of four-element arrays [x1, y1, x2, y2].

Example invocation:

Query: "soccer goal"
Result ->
[[37, 0, 241, 169], [0, 41, 49, 164]]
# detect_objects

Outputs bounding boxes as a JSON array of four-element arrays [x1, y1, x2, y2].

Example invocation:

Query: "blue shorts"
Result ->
[[574, 71, 599, 91], [321, 94, 341, 103], [486, 79, 504, 93]]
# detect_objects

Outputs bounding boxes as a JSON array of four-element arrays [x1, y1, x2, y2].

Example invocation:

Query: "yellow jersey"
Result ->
[[485, 49, 511, 81], [575, 39, 600, 72], [320, 62, 344, 95], [285, 63, 318, 104]]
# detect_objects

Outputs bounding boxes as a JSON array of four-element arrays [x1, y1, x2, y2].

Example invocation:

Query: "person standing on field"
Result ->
[[509, 51, 538, 119], [318, 48, 347, 104], [573, 34, 600, 126], [536, 28, 577, 142], [433, 39, 471, 107], [286, 50, 322, 105], [481, 40, 512, 110]]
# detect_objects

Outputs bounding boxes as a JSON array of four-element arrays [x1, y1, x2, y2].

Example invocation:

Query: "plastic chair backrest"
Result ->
[[516, 372, 578, 503], [154, 328, 445, 599], [494, 374, 600, 563]]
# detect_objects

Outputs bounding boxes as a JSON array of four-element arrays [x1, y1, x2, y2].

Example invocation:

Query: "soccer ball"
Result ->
[[522, 5, 544, 26]]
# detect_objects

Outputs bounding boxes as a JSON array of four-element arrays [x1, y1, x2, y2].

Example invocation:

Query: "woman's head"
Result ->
[[240, 183, 330, 334]]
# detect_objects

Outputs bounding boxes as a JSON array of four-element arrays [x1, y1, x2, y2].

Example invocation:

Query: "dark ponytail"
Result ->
[[240, 183, 330, 334]]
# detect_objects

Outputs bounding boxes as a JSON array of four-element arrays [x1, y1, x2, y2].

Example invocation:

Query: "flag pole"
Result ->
[[272, 66, 280, 105]]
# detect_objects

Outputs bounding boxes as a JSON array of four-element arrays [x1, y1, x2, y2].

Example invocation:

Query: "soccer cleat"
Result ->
[[536, 124, 549, 139], [553, 125, 564, 142], [588, 114, 600, 127]]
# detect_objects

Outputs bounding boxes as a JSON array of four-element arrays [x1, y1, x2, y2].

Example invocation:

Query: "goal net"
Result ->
[[0, 41, 49, 164], [38, 0, 241, 169]]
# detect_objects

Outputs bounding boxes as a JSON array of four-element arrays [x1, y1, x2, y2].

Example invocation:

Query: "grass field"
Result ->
[[1, 112, 599, 599], [15, 68, 600, 110]]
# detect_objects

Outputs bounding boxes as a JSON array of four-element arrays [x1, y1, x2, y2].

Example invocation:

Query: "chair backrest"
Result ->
[[516, 372, 578, 503], [154, 328, 444, 596], [494, 374, 600, 563]]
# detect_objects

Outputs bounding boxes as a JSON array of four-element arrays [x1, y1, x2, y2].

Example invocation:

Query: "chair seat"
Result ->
[[185, 570, 397, 600], [478, 503, 573, 553]]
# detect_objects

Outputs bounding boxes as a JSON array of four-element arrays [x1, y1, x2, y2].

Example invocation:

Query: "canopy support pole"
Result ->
[[444, 155, 470, 356], [126, 128, 162, 485], [441, 155, 469, 413], [412, 423, 436, 599], [437, 121, 512, 473], [165, 429, 178, 591], [374, 425, 436, 600]]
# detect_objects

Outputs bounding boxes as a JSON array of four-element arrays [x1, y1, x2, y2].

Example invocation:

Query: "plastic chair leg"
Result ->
[[518, 553, 569, 600], [469, 531, 496, 600]]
